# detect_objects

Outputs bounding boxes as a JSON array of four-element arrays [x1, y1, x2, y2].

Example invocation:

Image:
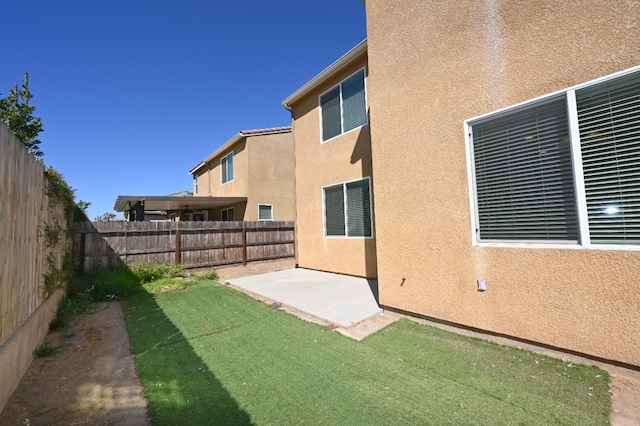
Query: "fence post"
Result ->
[[242, 223, 247, 266], [175, 228, 182, 265]]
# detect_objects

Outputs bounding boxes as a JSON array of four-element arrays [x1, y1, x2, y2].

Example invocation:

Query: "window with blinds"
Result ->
[[323, 178, 372, 237], [472, 98, 578, 241], [319, 68, 367, 142], [468, 67, 640, 247], [346, 179, 372, 237], [258, 204, 273, 221], [577, 73, 640, 244]]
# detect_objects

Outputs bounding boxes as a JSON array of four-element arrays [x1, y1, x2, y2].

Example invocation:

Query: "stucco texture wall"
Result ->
[[193, 132, 295, 221], [291, 56, 377, 278], [199, 140, 249, 199], [365, 0, 640, 365], [246, 132, 295, 221]]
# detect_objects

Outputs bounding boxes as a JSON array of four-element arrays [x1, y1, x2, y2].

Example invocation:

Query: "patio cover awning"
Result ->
[[114, 195, 247, 212]]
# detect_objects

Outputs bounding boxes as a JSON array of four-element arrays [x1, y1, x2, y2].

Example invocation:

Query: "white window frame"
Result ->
[[322, 176, 374, 239], [465, 65, 640, 252], [221, 152, 234, 184], [194, 174, 199, 194], [258, 204, 273, 221], [318, 67, 368, 144], [221, 207, 234, 221]]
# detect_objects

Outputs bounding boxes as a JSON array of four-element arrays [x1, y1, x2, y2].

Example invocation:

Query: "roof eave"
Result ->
[[189, 132, 245, 175], [282, 39, 367, 109]]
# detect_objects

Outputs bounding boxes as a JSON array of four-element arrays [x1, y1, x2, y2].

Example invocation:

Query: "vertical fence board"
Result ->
[[0, 123, 69, 348], [75, 220, 294, 272]]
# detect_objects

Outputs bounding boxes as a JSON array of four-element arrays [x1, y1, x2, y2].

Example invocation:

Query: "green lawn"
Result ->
[[123, 282, 611, 425]]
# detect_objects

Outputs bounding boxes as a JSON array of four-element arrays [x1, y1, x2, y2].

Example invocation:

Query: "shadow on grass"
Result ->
[[124, 288, 253, 425], [72, 259, 252, 425]]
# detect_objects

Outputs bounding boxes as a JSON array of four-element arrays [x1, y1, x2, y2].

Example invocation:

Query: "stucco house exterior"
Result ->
[[283, 41, 377, 279], [188, 126, 295, 222], [286, 2, 640, 367]]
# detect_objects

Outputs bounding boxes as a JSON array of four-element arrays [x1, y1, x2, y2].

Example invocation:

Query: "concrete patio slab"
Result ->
[[226, 268, 381, 327]]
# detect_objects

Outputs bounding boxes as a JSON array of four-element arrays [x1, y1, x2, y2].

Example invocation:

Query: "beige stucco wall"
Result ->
[[290, 55, 377, 278], [365, 0, 640, 366], [210, 202, 247, 221], [197, 140, 249, 199], [193, 132, 294, 221], [246, 132, 295, 221]]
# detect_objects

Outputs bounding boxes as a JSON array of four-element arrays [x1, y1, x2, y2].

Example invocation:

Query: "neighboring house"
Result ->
[[189, 127, 294, 221], [285, 2, 640, 367], [283, 41, 376, 279]]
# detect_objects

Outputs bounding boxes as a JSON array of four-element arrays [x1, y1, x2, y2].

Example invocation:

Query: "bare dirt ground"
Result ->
[[0, 301, 149, 426], [1, 258, 639, 425]]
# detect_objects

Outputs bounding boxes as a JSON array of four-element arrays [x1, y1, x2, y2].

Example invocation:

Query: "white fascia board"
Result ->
[[282, 39, 367, 108], [189, 133, 244, 175]]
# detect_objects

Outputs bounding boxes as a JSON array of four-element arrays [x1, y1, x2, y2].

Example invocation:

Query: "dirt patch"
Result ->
[[2, 257, 638, 425], [0, 301, 149, 426]]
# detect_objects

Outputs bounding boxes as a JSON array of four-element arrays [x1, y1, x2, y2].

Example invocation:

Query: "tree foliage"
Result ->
[[95, 212, 116, 222], [0, 72, 44, 157]]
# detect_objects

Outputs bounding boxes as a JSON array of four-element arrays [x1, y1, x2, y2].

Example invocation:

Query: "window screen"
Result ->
[[472, 98, 578, 241], [324, 184, 346, 236], [577, 72, 640, 244], [258, 204, 273, 221], [320, 69, 367, 141], [324, 178, 372, 237], [346, 179, 372, 237], [342, 69, 367, 132], [221, 152, 233, 183], [321, 87, 341, 141]]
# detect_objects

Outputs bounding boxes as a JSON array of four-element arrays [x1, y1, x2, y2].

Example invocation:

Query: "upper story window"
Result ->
[[319, 68, 367, 142], [194, 175, 199, 194], [466, 67, 640, 249], [221, 152, 234, 184], [323, 177, 373, 238]]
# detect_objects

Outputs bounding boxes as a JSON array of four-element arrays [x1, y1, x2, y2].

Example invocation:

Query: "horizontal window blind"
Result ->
[[258, 205, 272, 220], [321, 87, 341, 141], [324, 184, 346, 236], [472, 98, 578, 240], [577, 71, 640, 244], [346, 179, 372, 237], [342, 69, 367, 132]]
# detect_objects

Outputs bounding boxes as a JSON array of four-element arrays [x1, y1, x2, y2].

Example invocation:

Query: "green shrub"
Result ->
[[198, 269, 219, 281], [67, 267, 142, 302], [131, 260, 185, 283]]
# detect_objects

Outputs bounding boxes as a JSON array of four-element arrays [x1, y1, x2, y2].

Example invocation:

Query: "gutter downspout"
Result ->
[[283, 104, 299, 269]]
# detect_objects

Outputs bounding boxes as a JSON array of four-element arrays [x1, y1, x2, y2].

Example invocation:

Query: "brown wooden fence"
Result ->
[[0, 123, 69, 348], [1, 123, 70, 411], [74, 220, 295, 272]]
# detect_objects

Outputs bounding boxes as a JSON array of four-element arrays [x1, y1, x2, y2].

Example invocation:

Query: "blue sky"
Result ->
[[1, 1, 367, 220]]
